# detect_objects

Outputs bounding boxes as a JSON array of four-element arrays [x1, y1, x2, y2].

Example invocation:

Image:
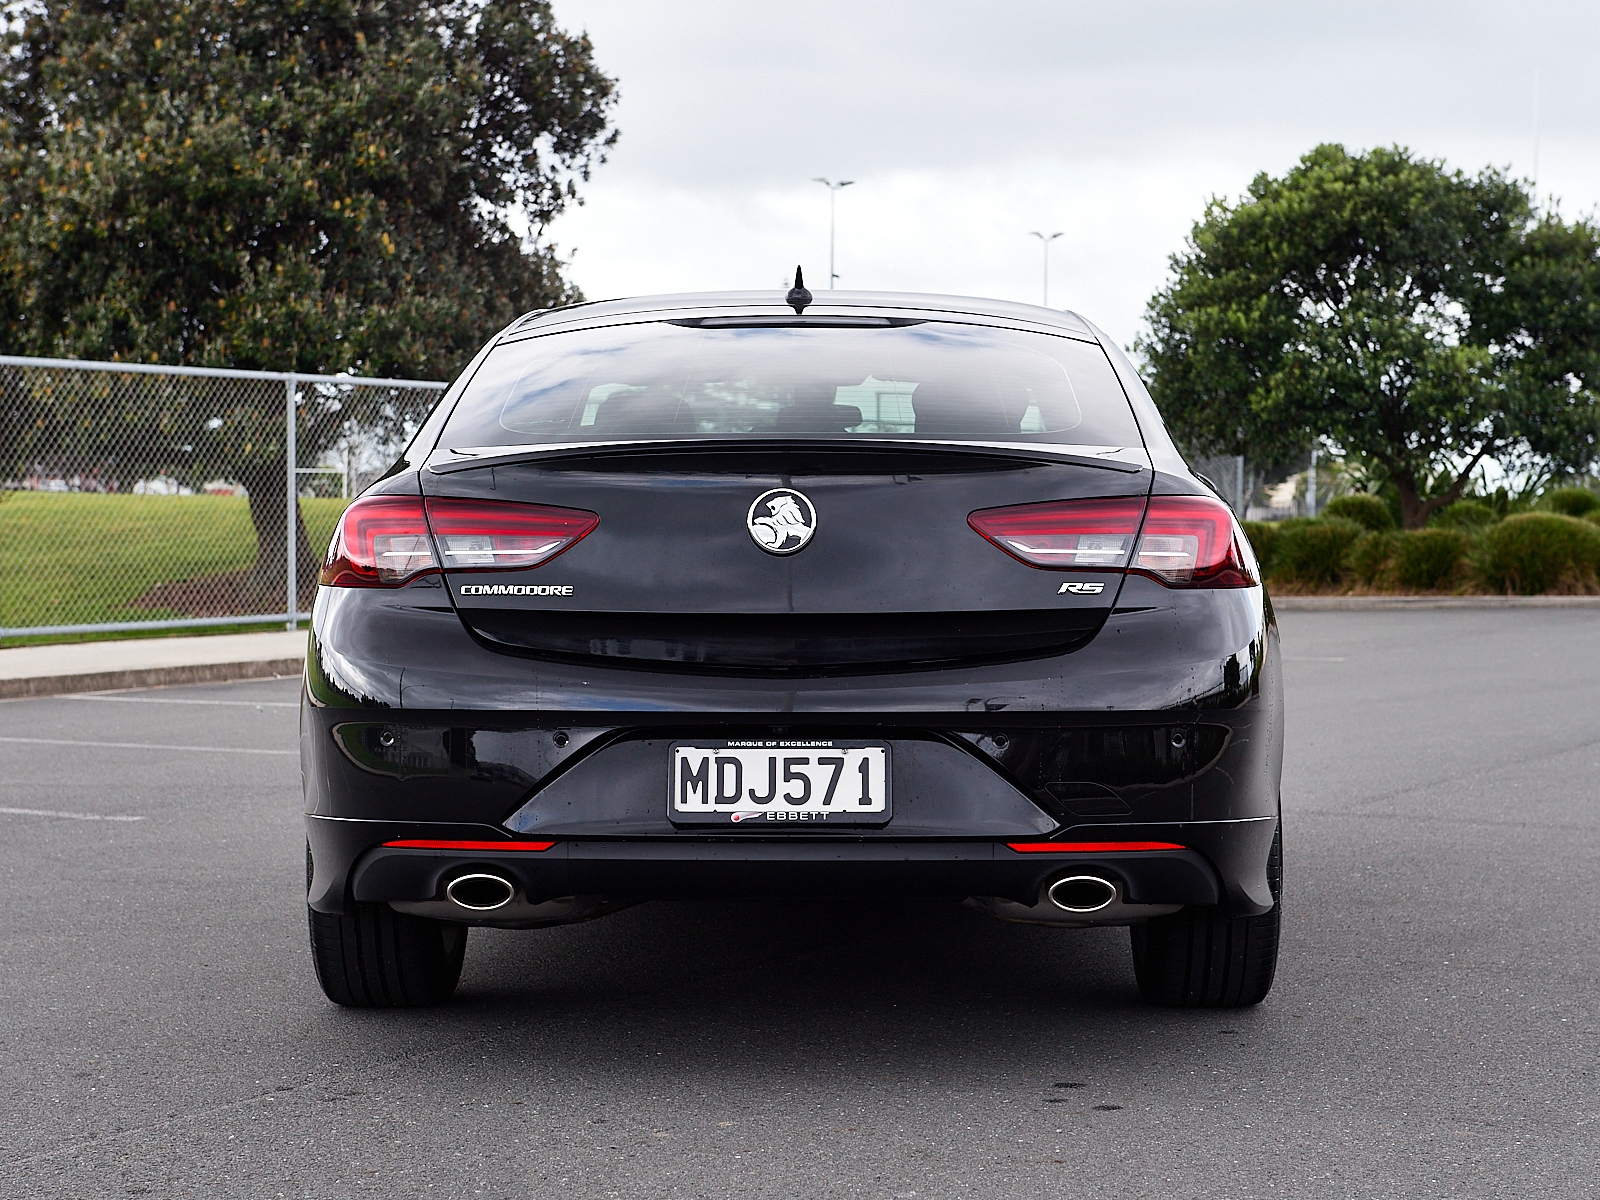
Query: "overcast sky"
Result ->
[[541, 0, 1600, 353]]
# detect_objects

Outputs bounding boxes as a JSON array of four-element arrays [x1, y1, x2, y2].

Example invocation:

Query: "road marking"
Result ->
[[0, 736, 296, 756], [0, 806, 144, 822], [66, 695, 299, 708]]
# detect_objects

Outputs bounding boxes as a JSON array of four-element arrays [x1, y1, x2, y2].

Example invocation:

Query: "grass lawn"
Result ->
[[0, 492, 348, 634]]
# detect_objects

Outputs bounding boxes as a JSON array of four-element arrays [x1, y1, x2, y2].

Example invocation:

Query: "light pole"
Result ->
[[1029, 231, 1064, 307], [813, 178, 854, 287]]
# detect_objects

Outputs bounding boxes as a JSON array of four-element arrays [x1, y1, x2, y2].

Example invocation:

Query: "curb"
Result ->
[[1273, 595, 1600, 611], [0, 657, 305, 701]]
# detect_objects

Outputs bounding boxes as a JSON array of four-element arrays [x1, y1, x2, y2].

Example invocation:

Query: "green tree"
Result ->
[[1138, 145, 1600, 528], [0, 0, 617, 602]]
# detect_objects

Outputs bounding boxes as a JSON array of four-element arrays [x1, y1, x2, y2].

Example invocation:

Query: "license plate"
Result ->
[[669, 740, 891, 826]]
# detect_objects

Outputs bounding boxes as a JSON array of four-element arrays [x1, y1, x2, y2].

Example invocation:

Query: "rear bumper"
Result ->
[[302, 574, 1284, 922], [307, 815, 1276, 918]]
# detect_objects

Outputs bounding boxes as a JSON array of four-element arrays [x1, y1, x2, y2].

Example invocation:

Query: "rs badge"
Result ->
[[1058, 581, 1106, 594]]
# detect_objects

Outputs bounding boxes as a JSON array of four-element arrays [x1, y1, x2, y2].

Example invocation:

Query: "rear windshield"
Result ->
[[438, 320, 1144, 449]]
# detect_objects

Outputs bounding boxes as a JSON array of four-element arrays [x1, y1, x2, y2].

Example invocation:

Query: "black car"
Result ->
[[302, 287, 1283, 1010]]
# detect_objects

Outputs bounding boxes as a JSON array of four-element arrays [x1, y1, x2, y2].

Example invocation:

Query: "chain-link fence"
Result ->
[[1191, 450, 1344, 522], [1191, 454, 1254, 517], [0, 355, 448, 639]]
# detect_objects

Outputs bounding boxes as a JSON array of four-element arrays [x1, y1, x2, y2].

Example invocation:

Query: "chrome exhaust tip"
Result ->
[[1047, 875, 1117, 914], [445, 873, 515, 912]]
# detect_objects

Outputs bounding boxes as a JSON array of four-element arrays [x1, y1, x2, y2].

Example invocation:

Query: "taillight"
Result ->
[[967, 497, 1147, 570], [423, 498, 598, 572], [319, 496, 600, 588], [967, 493, 1258, 588], [1132, 495, 1257, 588], [320, 496, 438, 587]]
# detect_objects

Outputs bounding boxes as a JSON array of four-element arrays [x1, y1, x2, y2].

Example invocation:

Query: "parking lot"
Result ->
[[2, 609, 1597, 1199]]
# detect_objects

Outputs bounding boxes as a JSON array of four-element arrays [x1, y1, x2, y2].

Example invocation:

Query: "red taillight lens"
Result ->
[[968, 496, 1148, 570], [968, 493, 1258, 589], [319, 496, 600, 589], [423, 498, 598, 572], [1132, 495, 1257, 588], [320, 496, 438, 587]]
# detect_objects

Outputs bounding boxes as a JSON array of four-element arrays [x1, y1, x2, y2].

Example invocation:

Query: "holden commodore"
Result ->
[[302, 282, 1283, 1009]]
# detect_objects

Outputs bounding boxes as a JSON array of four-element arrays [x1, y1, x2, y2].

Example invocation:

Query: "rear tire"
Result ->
[[1129, 820, 1281, 1007], [308, 903, 468, 1007]]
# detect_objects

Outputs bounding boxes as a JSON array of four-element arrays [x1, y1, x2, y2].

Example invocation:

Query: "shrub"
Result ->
[[1271, 517, 1364, 586], [1322, 493, 1394, 532], [1346, 531, 1401, 587], [1432, 500, 1497, 530], [1473, 513, 1600, 594], [1239, 520, 1280, 576], [1392, 528, 1470, 591], [1545, 486, 1600, 518]]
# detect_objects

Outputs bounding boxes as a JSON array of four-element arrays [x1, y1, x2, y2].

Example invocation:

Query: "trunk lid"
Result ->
[[423, 444, 1151, 674]]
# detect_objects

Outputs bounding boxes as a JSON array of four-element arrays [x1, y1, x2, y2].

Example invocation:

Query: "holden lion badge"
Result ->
[[747, 488, 817, 555]]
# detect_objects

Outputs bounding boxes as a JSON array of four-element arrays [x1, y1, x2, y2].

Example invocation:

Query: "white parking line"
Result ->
[[0, 736, 296, 756], [0, 806, 144, 822], [66, 695, 299, 708]]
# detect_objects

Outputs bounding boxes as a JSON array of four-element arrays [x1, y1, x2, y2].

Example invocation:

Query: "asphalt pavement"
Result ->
[[1, 609, 1597, 1199]]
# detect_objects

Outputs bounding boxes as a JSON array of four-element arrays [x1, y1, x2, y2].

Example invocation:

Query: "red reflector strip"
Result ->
[[382, 839, 555, 852], [1005, 840, 1185, 853]]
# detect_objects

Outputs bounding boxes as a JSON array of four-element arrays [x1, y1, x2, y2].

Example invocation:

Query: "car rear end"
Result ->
[[301, 293, 1283, 1008]]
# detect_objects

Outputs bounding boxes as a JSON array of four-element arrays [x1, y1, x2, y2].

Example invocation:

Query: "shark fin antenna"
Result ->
[[786, 266, 812, 315]]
